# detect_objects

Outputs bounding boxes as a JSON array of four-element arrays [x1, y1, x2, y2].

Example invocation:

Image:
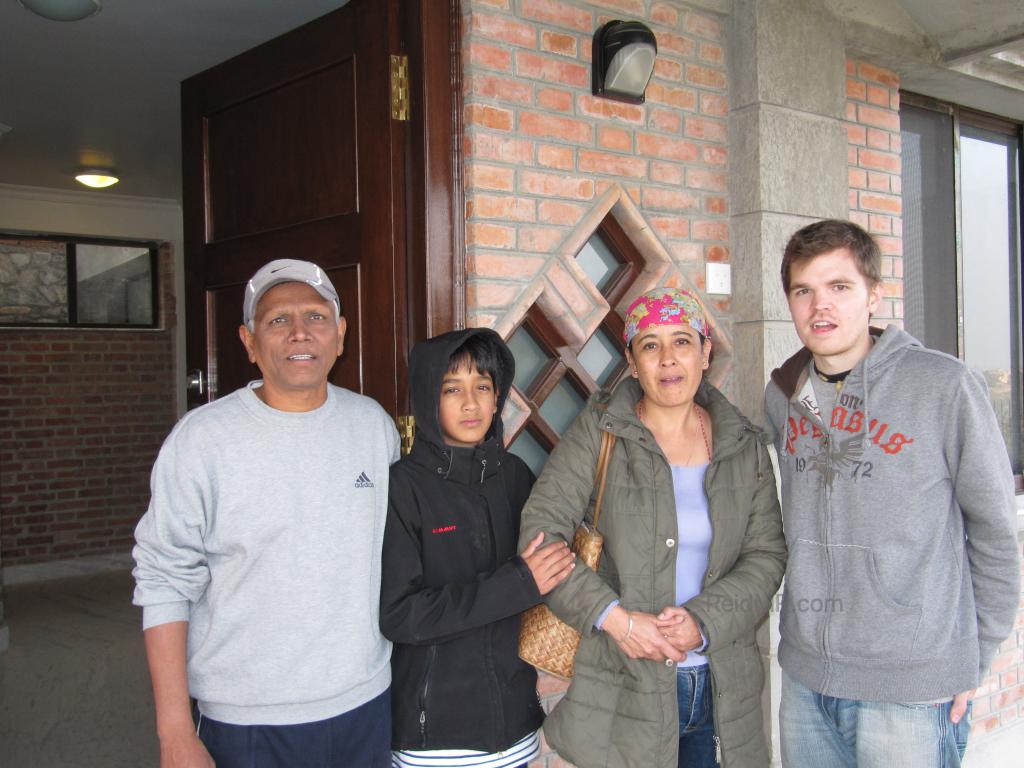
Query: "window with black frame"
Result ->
[[900, 95, 1023, 481], [0, 235, 158, 328]]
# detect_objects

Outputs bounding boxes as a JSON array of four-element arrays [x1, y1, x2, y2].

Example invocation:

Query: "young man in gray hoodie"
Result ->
[[764, 220, 1020, 767], [133, 259, 399, 768]]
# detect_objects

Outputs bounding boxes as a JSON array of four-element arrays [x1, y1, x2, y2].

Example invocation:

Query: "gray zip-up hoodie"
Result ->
[[764, 325, 1020, 702]]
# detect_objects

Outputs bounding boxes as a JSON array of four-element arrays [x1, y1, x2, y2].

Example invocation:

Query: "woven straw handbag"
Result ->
[[518, 428, 617, 679]]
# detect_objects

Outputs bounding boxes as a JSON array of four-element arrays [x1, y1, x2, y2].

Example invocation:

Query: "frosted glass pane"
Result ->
[[539, 378, 586, 436], [899, 105, 957, 355], [576, 236, 620, 292], [507, 326, 550, 393], [509, 429, 549, 476], [76, 245, 153, 325], [962, 136, 1012, 372], [578, 328, 621, 386], [960, 128, 1021, 473]]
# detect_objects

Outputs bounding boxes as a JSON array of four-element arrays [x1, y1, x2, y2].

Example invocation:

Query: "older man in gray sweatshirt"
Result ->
[[133, 260, 399, 768], [764, 220, 1020, 768]]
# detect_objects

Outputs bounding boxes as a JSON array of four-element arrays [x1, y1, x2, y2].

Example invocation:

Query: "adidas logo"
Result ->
[[354, 472, 374, 489]]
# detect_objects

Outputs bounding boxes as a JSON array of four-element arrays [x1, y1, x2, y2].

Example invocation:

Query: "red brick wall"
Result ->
[[463, 0, 730, 333], [845, 58, 903, 325], [0, 244, 177, 566], [972, 535, 1024, 734], [461, 3, 729, 765]]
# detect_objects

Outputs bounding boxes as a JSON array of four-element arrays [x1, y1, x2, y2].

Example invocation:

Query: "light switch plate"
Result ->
[[706, 262, 731, 295]]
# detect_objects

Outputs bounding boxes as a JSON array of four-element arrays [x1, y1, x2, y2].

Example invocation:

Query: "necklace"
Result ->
[[813, 363, 850, 393], [813, 363, 850, 384], [637, 398, 712, 462]]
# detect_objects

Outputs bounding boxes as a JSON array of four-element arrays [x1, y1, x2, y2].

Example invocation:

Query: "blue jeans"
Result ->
[[677, 665, 718, 768], [780, 671, 971, 768], [195, 689, 392, 768]]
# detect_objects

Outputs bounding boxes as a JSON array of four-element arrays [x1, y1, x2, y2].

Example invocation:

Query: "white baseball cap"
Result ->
[[243, 259, 341, 329]]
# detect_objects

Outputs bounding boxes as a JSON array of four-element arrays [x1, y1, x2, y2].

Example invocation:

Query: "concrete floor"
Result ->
[[0, 570, 159, 768], [1, 567, 1020, 768]]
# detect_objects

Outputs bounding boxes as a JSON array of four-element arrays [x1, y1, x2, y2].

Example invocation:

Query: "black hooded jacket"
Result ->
[[380, 328, 543, 752]]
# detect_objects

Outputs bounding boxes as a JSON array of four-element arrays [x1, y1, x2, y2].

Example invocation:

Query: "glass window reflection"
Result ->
[[508, 429, 549, 476], [539, 378, 586, 436], [960, 128, 1021, 471], [507, 326, 551, 394], [576, 235, 621, 293], [578, 328, 621, 386]]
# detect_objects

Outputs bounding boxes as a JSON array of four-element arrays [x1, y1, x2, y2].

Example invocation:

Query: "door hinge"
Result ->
[[397, 414, 416, 455], [390, 54, 410, 122]]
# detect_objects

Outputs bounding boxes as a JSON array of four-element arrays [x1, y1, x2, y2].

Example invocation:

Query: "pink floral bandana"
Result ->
[[623, 288, 709, 346]]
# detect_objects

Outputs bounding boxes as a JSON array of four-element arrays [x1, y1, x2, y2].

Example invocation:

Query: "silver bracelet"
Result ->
[[621, 614, 634, 643]]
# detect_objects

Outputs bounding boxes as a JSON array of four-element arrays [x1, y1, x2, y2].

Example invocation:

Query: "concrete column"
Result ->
[[729, 0, 849, 421], [728, 1, 850, 763]]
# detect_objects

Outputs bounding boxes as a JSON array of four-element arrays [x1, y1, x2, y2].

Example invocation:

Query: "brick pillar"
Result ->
[[728, 1, 849, 762]]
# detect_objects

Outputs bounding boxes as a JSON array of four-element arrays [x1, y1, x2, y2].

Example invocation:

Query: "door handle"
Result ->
[[186, 369, 206, 396]]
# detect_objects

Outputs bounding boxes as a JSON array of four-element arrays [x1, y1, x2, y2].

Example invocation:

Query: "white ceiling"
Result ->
[[0, 0, 346, 200], [0, 0, 1022, 203], [896, 0, 1024, 61]]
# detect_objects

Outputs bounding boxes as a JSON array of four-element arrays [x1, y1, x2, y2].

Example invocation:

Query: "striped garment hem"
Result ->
[[392, 729, 541, 767]]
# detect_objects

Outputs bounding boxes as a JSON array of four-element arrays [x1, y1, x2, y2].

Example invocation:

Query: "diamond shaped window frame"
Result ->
[[508, 215, 642, 453], [499, 184, 729, 461]]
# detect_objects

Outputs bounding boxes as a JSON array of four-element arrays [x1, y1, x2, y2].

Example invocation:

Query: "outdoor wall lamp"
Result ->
[[18, 0, 101, 22], [592, 20, 658, 104]]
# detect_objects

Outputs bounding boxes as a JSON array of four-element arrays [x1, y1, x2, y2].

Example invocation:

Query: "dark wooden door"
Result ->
[[182, 0, 407, 414]]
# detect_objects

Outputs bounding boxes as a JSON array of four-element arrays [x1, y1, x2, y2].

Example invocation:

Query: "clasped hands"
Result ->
[[602, 605, 702, 664]]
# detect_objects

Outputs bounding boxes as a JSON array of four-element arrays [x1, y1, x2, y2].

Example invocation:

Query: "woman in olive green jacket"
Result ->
[[519, 289, 786, 768]]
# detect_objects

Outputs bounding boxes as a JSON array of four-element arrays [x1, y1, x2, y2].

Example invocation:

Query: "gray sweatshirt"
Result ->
[[764, 326, 1020, 702], [133, 383, 400, 725]]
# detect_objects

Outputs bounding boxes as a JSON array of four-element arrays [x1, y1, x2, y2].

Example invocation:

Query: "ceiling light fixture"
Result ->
[[75, 169, 119, 188], [592, 20, 658, 104], [18, 0, 101, 22]]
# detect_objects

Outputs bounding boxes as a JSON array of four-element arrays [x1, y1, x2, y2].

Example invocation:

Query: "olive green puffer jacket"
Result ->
[[520, 377, 786, 768]]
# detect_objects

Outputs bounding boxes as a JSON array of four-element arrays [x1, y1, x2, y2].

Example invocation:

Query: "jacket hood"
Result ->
[[408, 327, 515, 449], [769, 324, 920, 400]]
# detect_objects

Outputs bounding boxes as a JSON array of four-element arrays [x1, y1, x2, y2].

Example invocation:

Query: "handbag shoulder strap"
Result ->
[[591, 428, 616, 530]]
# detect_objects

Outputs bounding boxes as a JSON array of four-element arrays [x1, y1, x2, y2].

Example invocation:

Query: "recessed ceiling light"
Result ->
[[75, 169, 119, 188], [18, 0, 101, 22]]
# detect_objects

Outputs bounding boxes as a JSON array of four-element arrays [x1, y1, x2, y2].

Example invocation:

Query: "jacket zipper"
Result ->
[[700, 425, 755, 591], [817, 376, 838, 670], [417, 644, 437, 747], [821, 430, 832, 665], [635, 403, 749, 767], [708, 665, 722, 765], [700, 427, 755, 768], [480, 457, 487, 483]]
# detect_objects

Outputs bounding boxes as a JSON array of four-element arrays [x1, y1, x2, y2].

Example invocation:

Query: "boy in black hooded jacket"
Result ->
[[380, 328, 575, 768]]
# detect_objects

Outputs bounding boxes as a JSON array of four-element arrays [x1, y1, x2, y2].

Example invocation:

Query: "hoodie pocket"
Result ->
[[827, 545, 922, 662], [780, 539, 827, 654]]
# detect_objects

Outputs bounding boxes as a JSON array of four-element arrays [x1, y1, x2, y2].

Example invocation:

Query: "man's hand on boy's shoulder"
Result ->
[[520, 532, 575, 595]]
